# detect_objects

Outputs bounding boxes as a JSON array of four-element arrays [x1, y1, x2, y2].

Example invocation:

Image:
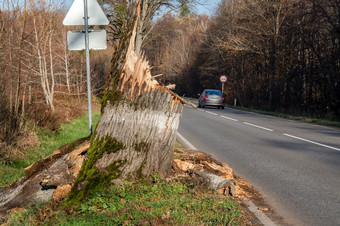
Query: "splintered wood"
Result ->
[[118, 0, 193, 109], [119, 7, 158, 97]]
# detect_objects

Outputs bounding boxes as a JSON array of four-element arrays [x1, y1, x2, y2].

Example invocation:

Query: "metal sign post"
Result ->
[[63, 0, 109, 135], [84, 0, 92, 135], [220, 75, 227, 94]]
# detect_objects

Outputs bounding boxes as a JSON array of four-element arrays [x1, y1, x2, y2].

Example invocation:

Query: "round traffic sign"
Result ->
[[220, 75, 227, 83]]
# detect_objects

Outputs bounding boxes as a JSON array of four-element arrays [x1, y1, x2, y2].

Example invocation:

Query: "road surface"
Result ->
[[178, 103, 340, 226]]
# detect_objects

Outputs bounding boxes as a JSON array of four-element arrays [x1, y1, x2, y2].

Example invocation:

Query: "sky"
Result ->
[[64, 0, 221, 16], [193, 0, 220, 16]]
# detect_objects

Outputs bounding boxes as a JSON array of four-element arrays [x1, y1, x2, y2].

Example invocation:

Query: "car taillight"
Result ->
[[221, 97, 225, 100], [204, 96, 208, 99]]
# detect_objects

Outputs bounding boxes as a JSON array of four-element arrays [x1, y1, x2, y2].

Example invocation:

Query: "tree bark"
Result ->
[[0, 138, 90, 218], [47, 24, 55, 112], [14, 0, 28, 117], [67, 1, 187, 204], [63, 32, 71, 94]]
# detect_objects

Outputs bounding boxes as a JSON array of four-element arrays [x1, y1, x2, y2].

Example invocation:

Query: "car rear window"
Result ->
[[206, 90, 221, 95]]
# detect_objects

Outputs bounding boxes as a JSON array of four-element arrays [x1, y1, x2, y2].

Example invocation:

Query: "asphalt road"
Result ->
[[178, 103, 340, 226]]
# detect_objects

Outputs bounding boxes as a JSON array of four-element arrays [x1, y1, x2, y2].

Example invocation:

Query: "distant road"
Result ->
[[178, 103, 340, 226]]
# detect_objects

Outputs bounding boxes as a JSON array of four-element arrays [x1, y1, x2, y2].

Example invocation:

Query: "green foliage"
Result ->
[[0, 111, 101, 187], [115, 1, 128, 22], [7, 178, 242, 225], [179, 5, 190, 18]]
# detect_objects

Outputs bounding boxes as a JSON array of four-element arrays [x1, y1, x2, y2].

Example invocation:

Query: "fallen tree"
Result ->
[[0, 138, 90, 218]]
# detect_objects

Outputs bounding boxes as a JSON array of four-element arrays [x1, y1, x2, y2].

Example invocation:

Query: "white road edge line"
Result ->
[[220, 115, 239, 122], [244, 200, 277, 226], [205, 111, 218, 116], [283, 133, 340, 152], [176, 132, 277, 226], [176, 132, 198, 150], [243, 122, 274, 132]]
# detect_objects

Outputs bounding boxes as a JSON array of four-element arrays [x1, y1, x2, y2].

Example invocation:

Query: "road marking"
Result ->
[[243, 122, 274, 132], [283, 133, 340, 152], [177, 132, 197, 150], [220, 115, 239, 122], [205, 111, 218, 116], [244, 200, 277, 226], [198, 109, 205, 112]]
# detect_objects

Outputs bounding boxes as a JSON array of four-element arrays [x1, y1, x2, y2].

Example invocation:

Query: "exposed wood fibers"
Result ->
[[116, 0, 194, 137]]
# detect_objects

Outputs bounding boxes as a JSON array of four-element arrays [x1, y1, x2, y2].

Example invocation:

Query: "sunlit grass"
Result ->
[[0, 111, 101, 187], [7, 178, 242, 225]]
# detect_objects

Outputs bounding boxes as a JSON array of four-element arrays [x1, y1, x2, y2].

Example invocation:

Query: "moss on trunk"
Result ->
[[67, 136, 124, 206], [66, 1, 184, 207]]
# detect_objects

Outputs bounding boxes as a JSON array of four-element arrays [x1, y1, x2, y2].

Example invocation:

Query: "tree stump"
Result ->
[[67, 1, 188, 204]]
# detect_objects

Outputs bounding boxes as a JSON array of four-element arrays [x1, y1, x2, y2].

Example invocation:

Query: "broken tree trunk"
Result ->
[[66, 1, 187, 204], [0, 138, 90, 219], [0, 1, 191, 215]]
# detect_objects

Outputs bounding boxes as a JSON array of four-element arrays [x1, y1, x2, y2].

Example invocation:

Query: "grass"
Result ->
[[1, 107, 244, 225], [174, 140, 185, 149], [0, 111, 101, 187], [4, 96, 334, 224], [7, 178, 242, 225]]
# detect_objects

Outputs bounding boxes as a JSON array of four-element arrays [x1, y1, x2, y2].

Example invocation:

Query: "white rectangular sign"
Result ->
[[67, 30, 107, 50]]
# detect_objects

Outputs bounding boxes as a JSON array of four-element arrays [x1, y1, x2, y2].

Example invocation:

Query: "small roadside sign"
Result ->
[[63, 0, 109, 26], [67, 30, 107, 50], [63, 0, 109, 135], [220, 75, 227, 83]]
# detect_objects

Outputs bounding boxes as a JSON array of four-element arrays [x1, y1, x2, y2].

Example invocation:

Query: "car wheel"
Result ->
[[221, 106, 225, 109]]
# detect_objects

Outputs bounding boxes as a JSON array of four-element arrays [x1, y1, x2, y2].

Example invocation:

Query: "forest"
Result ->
[[145, 0, 340, 120], [1, 0, 339, 158]]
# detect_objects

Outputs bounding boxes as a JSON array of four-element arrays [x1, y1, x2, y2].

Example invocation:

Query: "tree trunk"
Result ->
[[268, 39, 276, 110], [0, 138, 91, 218], [63, 32, 71, 94], [67, 1, 187, 204], [33, 13, 55, 111], [0, 59, 2, 97], [48, 27, 55, 112], [0, 1, 190, 214], [14, 0, 28, 117], [135, 0, 148, 54]]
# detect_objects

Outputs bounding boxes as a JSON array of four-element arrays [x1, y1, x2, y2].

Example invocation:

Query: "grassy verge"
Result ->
[[0, 111, 101, 187], [7, 178, 242, 225], [2, 109, 245, 225], [174, 140, 185, 149]]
